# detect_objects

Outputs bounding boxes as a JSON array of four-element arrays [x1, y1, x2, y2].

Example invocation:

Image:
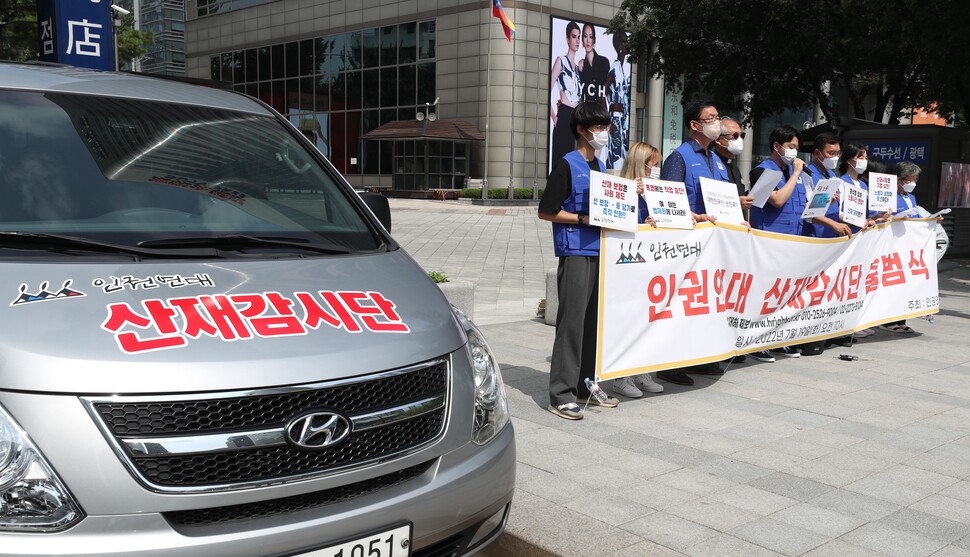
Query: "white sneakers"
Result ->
[[634, 373, 664, 393], [612, 374, 664, 398]]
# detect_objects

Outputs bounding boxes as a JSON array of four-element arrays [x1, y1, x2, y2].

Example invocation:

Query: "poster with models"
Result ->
[[548, 16, 631, 174]]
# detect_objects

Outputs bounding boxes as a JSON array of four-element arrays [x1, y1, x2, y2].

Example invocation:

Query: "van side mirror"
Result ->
[[359, 191, 392, 232]]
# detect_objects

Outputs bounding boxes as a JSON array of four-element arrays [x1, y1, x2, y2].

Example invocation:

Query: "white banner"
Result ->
[[596, 220, 940, 379]]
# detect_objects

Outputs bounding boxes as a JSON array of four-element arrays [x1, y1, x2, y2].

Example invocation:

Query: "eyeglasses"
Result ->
[[720, 131, 746, 140], [695, 116, 719, 124]]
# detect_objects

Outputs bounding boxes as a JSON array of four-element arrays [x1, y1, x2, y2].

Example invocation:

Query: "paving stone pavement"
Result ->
[[389, 198, 970, 557]]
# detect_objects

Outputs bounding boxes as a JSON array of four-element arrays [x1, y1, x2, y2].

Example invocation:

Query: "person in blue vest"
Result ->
[[538, 101, 621, 420], [748, 125, 814, 237], [653, 101, 730, 386], [809, 133, 853, 239], [660, 100, 730, 222], [748, 125, 814, 360]]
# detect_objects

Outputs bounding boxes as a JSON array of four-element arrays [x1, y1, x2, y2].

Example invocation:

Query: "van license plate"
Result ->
[[297, 524, 411, 557]]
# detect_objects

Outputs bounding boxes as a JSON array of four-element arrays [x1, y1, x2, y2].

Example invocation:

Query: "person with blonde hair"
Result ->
[[610, 142, 665, 399]]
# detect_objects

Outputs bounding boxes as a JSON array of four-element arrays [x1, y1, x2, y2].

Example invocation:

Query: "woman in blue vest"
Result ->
[[879, 160, 928, 334], [538, 101, 619, 420], [748, 125, 813, 237]]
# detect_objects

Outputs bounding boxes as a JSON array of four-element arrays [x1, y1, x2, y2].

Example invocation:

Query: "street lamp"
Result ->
[[110, 4, 130, 72]]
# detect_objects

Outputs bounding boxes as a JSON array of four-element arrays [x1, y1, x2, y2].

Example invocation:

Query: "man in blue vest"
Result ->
[[655, 101, 730, 386], [808, 133, 852, 239], [539, 101, 620, 420]]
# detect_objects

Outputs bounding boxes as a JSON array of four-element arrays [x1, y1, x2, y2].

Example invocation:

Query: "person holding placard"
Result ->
[[838, 144, 880, 233], [810, 133, 853, 239], [539, 101, 621, 420], [609, 142, 666, 399], [660, 101, 729, 223]]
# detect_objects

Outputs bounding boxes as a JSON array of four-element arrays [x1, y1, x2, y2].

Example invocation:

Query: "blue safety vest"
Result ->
[[894, 191, 917, 216], [673, 141, 729, 214], [810, 162, 842, 238], [749, 158, 812, 236], [552, 151, 605, 257]]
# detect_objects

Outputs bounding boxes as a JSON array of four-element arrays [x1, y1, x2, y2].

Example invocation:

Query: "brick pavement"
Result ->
[[390, 198, 970, 557]]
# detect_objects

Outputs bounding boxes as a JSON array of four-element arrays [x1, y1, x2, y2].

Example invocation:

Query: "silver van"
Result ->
[[0, 62, 514, 556]]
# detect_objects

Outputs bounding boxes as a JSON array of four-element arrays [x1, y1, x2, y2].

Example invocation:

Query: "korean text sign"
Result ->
[[640, 178, 694, 229], [868, 172, 897, 213], [589, 171, 639, 231], [596, 220, 939, 379], [38, 0, 115, 71]]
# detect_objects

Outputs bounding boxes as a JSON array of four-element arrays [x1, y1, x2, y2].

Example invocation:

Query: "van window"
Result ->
[[0, 90, 384, 254]]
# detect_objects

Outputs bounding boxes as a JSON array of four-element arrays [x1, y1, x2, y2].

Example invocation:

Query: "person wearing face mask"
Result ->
[[654, 102, 729, 386], [838, 144, 880, 234], [712, 116, 754, 212], [747, 126, 813, 360], [539, 102, 620, 420], [608, 142, 665, 398], [810, 133, 853, 239], [877, 161, 928, 335], [660, 101, 729, 225], [749, 125, 813, 236]]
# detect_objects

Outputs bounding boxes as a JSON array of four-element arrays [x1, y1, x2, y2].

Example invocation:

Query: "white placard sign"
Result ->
[[748, 169, 783, 208], [640, 178, 694, 229], [700, 177, 746, 225], [589, 171, 639, 231], [843, 184, 868, 228], [800, 178, 842, 220], [868, 172, 897, 212]]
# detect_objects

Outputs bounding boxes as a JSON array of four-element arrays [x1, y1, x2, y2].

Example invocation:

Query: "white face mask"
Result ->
[[778, 146, 797, 165], [853, 159, 868, 174], [727, 137, 744, 156], [822, 156, 839, 170], [587, 129, 609, 150], [649, 166, 660, 179], [702, 121, 721, 141], [903, 181, 917, 193]]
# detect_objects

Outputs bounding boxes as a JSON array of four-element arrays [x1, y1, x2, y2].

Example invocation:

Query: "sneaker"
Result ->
[[585, 394, 620, 408], [547, 402, 584, 420], [769, 346, 800, 358], [657, 369, 694, 386], [750, 351, 776, 363], [853, 328, 874, 338], [612, 377, 643, 398], [634, 373, 664, 393]]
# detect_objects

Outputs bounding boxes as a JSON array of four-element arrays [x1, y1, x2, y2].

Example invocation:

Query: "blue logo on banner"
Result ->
[[37, 0, 115, 71]]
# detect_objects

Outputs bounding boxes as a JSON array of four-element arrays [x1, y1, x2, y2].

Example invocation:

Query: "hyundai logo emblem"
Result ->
[[285, 410, 352, 449]]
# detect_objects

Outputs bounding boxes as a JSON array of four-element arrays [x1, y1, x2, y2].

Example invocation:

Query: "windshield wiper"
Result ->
[[138, 235, 354, 255], [0, 232, 214, 258]]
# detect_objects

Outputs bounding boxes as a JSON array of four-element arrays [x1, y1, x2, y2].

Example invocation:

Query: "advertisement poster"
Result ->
[[938, 162, 970, 208], [548, 16, 631, 174], [589, 171, 639, 231]]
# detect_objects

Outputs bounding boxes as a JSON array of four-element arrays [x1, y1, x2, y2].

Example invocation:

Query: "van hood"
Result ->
[[0, 251, 465, 394]]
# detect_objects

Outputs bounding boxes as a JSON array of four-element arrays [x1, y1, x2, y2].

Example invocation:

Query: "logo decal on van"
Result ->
[[92, 273, 215, 293], [11, 281, 86, 306], [101, 290, 411, 354]]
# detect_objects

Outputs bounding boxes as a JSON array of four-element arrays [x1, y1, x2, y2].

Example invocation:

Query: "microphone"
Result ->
[[801, 163, 814, 177]]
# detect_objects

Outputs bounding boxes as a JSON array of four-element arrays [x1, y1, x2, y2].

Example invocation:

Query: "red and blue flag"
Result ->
[[491, 0, 516, 41]]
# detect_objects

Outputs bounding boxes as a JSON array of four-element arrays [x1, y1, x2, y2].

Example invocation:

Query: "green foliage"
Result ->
[[428, 271, 449, 283], [116, 12, 154, 69], [610, 0, 966, 124], [0, 0, 38, 61], [459, 188, 543, 199]]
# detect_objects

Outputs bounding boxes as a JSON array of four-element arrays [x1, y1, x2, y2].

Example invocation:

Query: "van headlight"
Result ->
[[0, 404, 83, 531], [453, 308, 510, 445]]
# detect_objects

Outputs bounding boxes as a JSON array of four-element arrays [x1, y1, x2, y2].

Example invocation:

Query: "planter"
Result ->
[[437, 279, 475, 320]]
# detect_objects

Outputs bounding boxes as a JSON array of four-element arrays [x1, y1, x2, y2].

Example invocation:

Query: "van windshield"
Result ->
[[0, 90, 385, 255]]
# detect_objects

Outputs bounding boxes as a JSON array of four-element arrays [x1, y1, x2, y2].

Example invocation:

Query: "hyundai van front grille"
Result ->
[[83, 359, 449, 493]]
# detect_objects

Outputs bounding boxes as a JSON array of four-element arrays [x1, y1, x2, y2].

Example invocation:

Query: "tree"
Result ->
[[115, 13, 153, 71], [609, 0, 962, 125], [0, 0, 37, 61]]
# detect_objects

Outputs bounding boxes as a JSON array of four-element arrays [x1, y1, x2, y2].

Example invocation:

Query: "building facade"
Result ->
[[184, 0, 635, 191]]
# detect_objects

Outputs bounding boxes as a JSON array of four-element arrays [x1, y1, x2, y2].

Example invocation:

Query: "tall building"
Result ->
[[183, 0, 637, 192], [139, 0, 187, 75]]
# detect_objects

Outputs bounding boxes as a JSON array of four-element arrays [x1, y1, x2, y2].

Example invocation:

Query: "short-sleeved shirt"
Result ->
[[539, 156, 600, 215]]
